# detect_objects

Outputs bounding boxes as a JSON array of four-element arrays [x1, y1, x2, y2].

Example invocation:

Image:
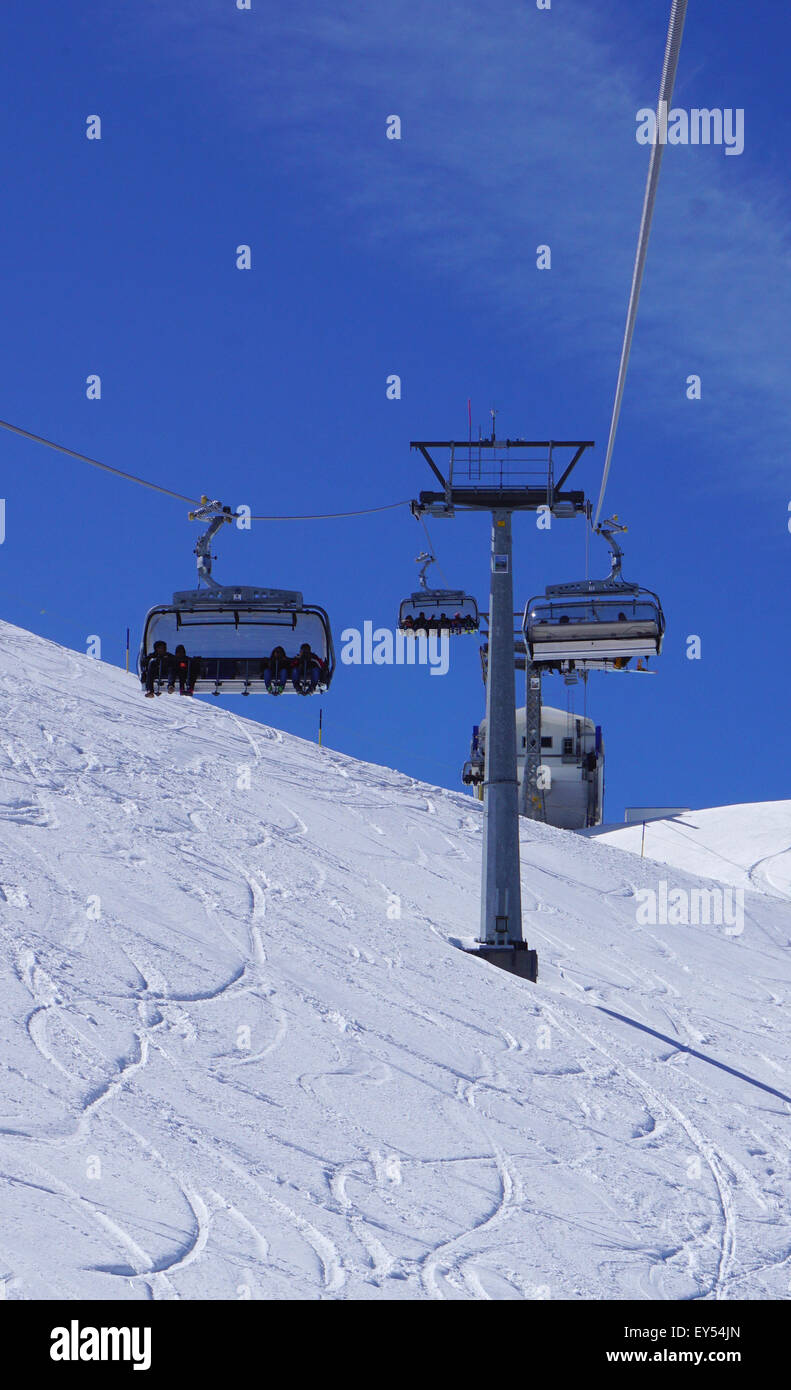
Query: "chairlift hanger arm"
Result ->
[[595, 515, 627, 580], [188, 496, 233, 589], [415, 551, 436, 591]]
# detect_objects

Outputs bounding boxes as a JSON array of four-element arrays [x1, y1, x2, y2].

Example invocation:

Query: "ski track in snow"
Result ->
[[544, 1001, 736, 1301], [0, 623, 790, 1299], [747, 845, 791, 900]]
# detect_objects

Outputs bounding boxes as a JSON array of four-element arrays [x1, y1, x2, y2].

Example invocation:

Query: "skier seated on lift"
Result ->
[[292, 642, 326, 694], [143, 640, 173, 697], [172, 644, 202, 695], [401, 615, 415, 632], [414, 611, 429, 633], [261, 645, 291, 693], [612, 612, 630, 669]]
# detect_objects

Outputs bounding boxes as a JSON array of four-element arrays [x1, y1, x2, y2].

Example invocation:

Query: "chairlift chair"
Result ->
[[138, 499, 335, 698], [461, 757, 485, 786], [523, 519, 665, 669], [397, 551, 479, 635], [461, 724, 485, 786]]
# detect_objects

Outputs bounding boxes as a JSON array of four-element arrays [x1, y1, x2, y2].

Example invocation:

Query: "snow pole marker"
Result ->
[[318, 706, 323, 747]]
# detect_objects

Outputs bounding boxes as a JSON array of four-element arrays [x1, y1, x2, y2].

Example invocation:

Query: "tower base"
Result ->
[[464, 942, 538, 982]]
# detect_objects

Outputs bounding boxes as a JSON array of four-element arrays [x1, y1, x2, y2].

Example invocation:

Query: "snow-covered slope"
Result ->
[[587, 805, 791, 900], [1, 620, 790, 1302]]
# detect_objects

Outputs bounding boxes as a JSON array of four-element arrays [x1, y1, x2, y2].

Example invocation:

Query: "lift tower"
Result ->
[[410, 436, 593, 981]]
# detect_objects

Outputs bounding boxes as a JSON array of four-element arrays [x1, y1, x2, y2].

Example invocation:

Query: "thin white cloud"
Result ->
[[126, 0, 791, 476]]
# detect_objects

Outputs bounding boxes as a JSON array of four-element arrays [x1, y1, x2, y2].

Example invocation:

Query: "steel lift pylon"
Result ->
[[409, 436, 594, 983]]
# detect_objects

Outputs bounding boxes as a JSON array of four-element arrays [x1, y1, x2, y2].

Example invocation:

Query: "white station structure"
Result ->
[[464, 706, 605, 830]]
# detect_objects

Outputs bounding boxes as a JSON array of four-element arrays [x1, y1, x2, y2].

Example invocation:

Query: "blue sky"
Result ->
[[2, 0, 789, 818]]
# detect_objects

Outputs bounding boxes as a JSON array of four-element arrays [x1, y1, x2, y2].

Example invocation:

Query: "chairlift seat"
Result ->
[[139, 587, 335, 696], [524, 591, 664, 664], [462, 757, 485, 786], [398, 590, 479, 634]]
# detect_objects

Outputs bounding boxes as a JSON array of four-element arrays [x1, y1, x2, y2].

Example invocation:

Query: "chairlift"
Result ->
[[462, 725, 485, 786], [138, 499, 335, 697], [523, 519, 665, 669], [398, 551, 479, 635]]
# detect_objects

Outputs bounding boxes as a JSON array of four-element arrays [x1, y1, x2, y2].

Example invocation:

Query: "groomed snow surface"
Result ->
[[590, 806, 791, 900], [0, 620, 789, 1301]]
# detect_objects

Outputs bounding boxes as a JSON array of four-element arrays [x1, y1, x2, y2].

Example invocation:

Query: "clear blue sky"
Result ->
[[2, 0, 789, 819]]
